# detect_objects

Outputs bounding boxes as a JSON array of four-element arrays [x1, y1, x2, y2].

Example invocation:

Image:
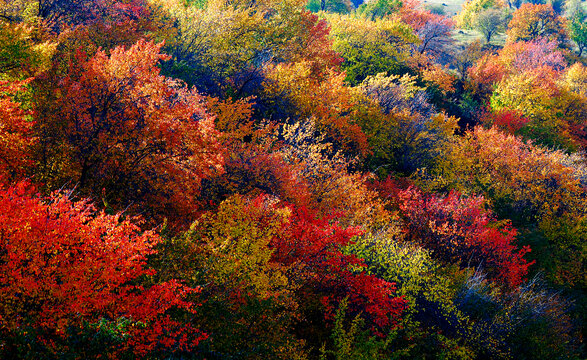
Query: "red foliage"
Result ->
[[0, 180, 206, 356], [373, 179, 533, 288], [291, 10, 344, 76], [0, 79, 35, 180], [399, 0, 440, 30], [270, 205, 406, 333], [482, 108, 530, 134]]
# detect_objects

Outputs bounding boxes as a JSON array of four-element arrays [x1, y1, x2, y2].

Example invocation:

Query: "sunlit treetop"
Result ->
[[506, 3, 567, 43]]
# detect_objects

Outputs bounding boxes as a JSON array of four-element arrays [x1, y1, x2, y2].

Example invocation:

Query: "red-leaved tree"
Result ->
[[0, 180, 206, 357], [375, 179, 533, 288], [271, 204, 407, 335], [0, 79, 35, 180]]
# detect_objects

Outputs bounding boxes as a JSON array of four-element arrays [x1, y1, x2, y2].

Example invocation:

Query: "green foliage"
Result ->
[[456, 0, 504, 30], [357, 73, 458, 176], [568, 9, 587, 56], [307, 0, 353, 13], [0, 22, 55, 79], [357, 0, 403, 20], [348, 234, 460, 320], [347, 234, 481, 359], [326, 13, 418, 85], [1, 318, 135, 360], [319, 298, 392, 360], [474, 8, 507, 43]]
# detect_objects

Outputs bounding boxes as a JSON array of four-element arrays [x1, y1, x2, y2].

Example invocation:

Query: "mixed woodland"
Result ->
[[0, 0, 586, 358]]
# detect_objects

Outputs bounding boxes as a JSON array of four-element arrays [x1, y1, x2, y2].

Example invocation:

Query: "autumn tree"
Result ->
[[466, 38, 567, 101], [36, 39, 223, 226], [497, 38, 566, 72], [561, 62, 587, 97], [428, 127, 587, 290], [358, 72, 458, 176], [415, 15, 454, 58], [0, 0, 159, 57], [451, 40, 484, 80], [0, 80, 35, 180], [480, 108, 529, 134], [262, 61, 369, 157], [506, 3, 567, 43], [269, 202, 407, 341], [0, 180, 206, 358], [200, 138, 313, 212], [278, 119, 392, 229], [489, 63, 587, 150], [373, 179, 533, 287], [155, 0, 341, 97]]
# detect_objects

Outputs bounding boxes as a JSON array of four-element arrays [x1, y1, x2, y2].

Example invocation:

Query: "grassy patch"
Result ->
[[422, 0, 466, 17]]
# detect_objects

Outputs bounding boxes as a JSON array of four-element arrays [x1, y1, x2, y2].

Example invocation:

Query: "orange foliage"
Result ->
[[506, 3, 567, 43], [399, 0, 439, 30], [279, 120, 393, 229], [467, 52, 507, 98], [287, 10, 344, 76], [39, 39, 223, 225], [264, 62, 369, 157], [421, 63, 456, 93]]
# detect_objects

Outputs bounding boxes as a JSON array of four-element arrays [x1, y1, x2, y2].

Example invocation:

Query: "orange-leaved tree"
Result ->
[[506, 3, 567, 43], [36, 39, 223, 226], [262, 61, 369, 157]]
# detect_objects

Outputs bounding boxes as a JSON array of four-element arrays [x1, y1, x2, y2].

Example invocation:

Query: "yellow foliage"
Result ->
[[193, 195, 294, 299], [279, 119, 393, 231], [560, 62, 587, 97], [455, 0, 505, 29]]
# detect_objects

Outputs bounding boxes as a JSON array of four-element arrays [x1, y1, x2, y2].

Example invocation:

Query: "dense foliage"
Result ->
[[0, 0, 585, 358]]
